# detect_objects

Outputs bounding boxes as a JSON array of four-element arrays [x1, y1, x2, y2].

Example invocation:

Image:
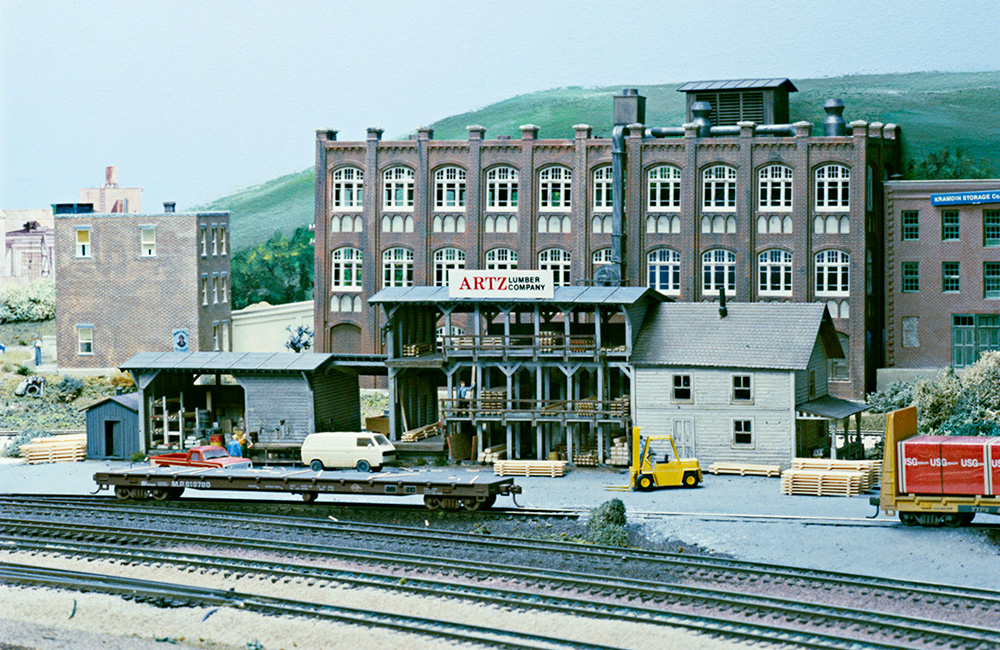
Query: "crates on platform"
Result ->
[[402, 342, 433, 357]]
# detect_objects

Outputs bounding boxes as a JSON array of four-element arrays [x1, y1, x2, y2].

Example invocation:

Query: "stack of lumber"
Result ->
[[610, 396, 630, 416], [608, 437, 630, 466], [494, 459, 567, 477], [482, 336, 505, 349], [478, 443, 507, 464], [479, 390, 506, 415], [538, 332, 556, 353], [709, 462, 782, 477], [401, 423, 438, 443], [791, 458, 881, 490], [575, 397, 598, 413], [573, 448, 599, 466], [21, 434, 87, 465], [570, 338, 591, 352], [402, 342, 433, 357], [780, 469, 868, 497], [601, 345, 627, 354], [451, 336, 475, 349]]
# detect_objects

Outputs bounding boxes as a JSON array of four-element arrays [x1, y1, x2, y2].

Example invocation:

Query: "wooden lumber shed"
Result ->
[[84, 392, 140, 460]]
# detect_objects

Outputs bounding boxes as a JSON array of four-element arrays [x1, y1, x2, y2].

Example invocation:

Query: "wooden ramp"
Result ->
[[494, 460, 567, 478], [21, 434, 87, 465], [709, 462, 782, 477]]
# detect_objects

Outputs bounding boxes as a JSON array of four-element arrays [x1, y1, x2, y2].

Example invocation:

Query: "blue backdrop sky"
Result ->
[[2, 0, 998, 212]]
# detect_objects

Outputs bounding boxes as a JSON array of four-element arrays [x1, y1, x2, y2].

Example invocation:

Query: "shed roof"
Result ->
[[120, 351, 387, 375], [676, 78, 797, 92], [632, 302, 841, 370], [797, 395, 868, 419], [84, 392, 140, 413], [369, 285, 667, 307]]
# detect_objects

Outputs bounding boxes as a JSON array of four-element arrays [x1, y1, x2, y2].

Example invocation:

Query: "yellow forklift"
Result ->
[[610, 426, 702, 491]]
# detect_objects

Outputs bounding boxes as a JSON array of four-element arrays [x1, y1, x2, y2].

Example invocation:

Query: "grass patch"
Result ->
[[0, 319, 55, 346]]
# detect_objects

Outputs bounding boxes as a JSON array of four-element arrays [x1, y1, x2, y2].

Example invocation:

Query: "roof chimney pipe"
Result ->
[[163, 202, 176, 213], [613, 88, 645, 126], [718, 286, 728, 318], [824, 99, 846, 136], [691, 101, 712, 137]]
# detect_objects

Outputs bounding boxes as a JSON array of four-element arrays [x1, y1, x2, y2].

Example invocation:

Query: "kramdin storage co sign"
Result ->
[[449, 270, 554, 299], [930, 190, 1000, 206]]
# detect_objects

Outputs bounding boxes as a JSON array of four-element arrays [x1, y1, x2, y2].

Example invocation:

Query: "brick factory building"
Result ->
[[313, 79, 901, 399], [55, 203, 232, 369], [881, 179, 1000, 384]]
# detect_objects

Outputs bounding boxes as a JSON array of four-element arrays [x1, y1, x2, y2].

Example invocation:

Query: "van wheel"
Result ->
[[114, 486, 131, 500], [310, 460, 324, 472], [356, 459, 371, 472], [899, 512, 917, 526]]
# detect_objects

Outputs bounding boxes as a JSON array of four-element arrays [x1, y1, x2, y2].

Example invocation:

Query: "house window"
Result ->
[[758, 164, 792, 212], [485, 248, 517, 270], [702, 249, 735, 295], [808, 370, 816, 397], [592, 166, 613, 212], [486, 166, 518, 211], [200, 226, 208, 257], [646, 214, 681, 234], [672, 374, 692, 402], [382, 247, 414, 288], [901, 262, 920, 293], [331, 167, 364, 211], [942, 262, 960, 293], [733, 419, 753, 446], [434, 247, 465, 286], [758, 249, 792, 296], [702, 165, 737, 211], [732, 375, 752, 403], [901, 210, 919, 240], [77, 326, 93, 355], [815, 164, 850, 211], [383, 167, 415, 211], [953, 314, 1000, 367], [986, 262, 1000, 299], [213, 322, 220, 351], [942, 210, 959, 240], [140, 227, 156, 257], [815, 250, 849, 297], [432, 214, 467, 233], [201, 276, 208, 305], [75, 228, 91, 258], [331, 246, 363, 291], [985, 210, 1000, 246], [219, 226, 227, 256], [647, 165, 681, 211], [434, 166, 466, 211], [220, 274, 228, 303], [221, 320, 230, 351], [538, 166, 572, 211], [538, 248, 571, 286], [381, 214, 414, 233], [484, 214, 517, 233], [647, 249, 680, 295]]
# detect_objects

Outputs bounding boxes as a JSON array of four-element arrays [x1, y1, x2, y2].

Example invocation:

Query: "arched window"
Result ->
[[382, 247, 413, 288], [539, 166, 572, 211], [702, 165, 737, 211], [538, 248, 571, 286], [702, 249, 736, 295], [331, 167, 363, 211], [434, 166, 466, 211], [815, 250, 850, 296], [382, 167, 414, 211], [757, 250, 792, 296], [758, 164, 792, 211], [647, 165, 681, 211], [485, 214, 517, 233], [486, 166, 519, 211], [592, 166, 613, 212], [647, 249, 680, 295], [593, 215, 613, 233], [485, 248, 517, 270], [815, 164, 850, 211], [647, 215, 680, 234], [331, 247, 362, 291], [592, 248, 612, 270], [433, 247, 465, 286]]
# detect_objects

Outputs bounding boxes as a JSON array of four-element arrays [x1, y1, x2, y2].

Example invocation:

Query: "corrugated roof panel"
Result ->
[[677, 78, 796, 92]]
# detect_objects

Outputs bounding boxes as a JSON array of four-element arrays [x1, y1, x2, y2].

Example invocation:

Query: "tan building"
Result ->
[[79, 165, 142, 213], [1, 209, 54, 288]]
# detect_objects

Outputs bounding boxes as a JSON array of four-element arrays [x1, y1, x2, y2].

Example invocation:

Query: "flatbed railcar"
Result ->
[[872, 406, 1000, 527], [94, 466, 521, 511]]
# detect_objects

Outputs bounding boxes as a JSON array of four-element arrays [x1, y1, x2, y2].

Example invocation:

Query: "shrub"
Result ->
[[866, 381, 914, 413], [109, 371, 136, 392], [55, 377, 85, 402], [587, 498, 628, 546], [14, 365, 32, 376], [0, 279, 55, 323], [913, 368, 963, 433], [589, 524, 629, 547], [3, 429, 51, 458]]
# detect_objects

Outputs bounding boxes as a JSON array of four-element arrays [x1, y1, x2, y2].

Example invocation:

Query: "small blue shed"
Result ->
[[85, 392, 140, 459]]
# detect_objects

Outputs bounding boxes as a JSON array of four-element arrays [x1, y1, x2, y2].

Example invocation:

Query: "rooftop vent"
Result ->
[[163, 202, 176, 213]]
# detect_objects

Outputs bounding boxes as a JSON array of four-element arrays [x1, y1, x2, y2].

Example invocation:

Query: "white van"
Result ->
[[300, 431, 396, 472]]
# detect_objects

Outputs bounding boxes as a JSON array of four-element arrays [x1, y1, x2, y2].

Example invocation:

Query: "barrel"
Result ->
[[209, 433, 224, 447]]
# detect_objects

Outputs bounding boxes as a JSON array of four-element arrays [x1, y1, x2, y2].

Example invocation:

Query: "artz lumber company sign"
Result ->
[[449, 270, 554, 299]]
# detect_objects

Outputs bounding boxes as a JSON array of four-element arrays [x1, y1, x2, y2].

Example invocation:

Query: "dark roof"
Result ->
[[797, 396, 868, 419], [369, 285, 667, 307], [676, 78, 797, 93], [120, 351, 387, 375], [84, 392, 140, 413], [632, 302, 840, 370]]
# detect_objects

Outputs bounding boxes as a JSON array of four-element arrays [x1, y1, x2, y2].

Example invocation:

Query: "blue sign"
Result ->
[[930, 190, 1000, 206], [172, 329, 190, 352]]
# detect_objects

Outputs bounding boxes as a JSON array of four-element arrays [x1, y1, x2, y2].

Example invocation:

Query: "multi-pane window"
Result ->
[[986, 262, 1000, 299], [647, 249, 680, 295], [733, 419, 753, 445], [212, 274, 219, 304], [985, 210, 1000, 246], [485, 248, 517, 270], [758, 165, 792, 211], [331, 247, 363, 291], [485, 166, 518, 210], [647, 165, 681, 211], [219, 226, 227, 256], [953, 314, 1000, 367], [702, 165, 736, 211], [901, 210, 919, 240], [702, 249, 736, 295], [77, 326, 93, 355], [331, 167, 363, 211], [815, 250, 850, 296], [383, 167, 414, 211], [942, 210, 959, 240], [942, 262, 960, 293], [592, 248, 612, 269], [672, 374, 692, 401], [538, 166, 572, 211], [434, 166, 466, 211], [211, 227, 219, 256], [902, 261, 920, 292], [732, 375, 752, 402], [758, 249, 792, 296], [382, 247, 413, 288], [140, 227, 156, 257], [434, 247, 465, 286], [592, 166, 613, 212], [75, 228, 91, 258], [201, 276, 208, 305], [200, 226, 208, 257], [220, 274, 228, 303], [538, 248, 571, 286], [815, 164, 850, 211]]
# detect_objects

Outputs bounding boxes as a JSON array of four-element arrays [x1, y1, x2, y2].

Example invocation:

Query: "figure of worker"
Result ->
[[226, 435, 242, 458], [457, 378, 476, 417], [33, 336, 42, 366]]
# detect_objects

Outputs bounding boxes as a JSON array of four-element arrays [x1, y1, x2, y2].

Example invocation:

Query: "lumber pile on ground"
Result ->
[[494, 459, 567, 477], [401, 423, 438, 443], [478, 443, 507, 464], [608, 437, 630, 466], [402, 342, 433, 357], [709, 462, 782, 477], [572, 448, 599, 466], [791, 458, 880, 489], [780, 469, 868, 497], [21, 434, 87, 465]]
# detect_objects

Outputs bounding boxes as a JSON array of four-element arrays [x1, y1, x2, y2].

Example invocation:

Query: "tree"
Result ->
[[285, 325, 313, 353], [905, 147, 993, 180], [913, 353, 1000, 435], [230, 227, 314, 309]]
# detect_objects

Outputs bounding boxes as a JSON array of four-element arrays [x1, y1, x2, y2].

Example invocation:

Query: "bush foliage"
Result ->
[[231, 227, 314, 310], [0, 279, 55, 323], [587, 499, 629, 547], [866, 381, 914, 413], [2, 429, 51, 458], [914, 352, 1000, 436]]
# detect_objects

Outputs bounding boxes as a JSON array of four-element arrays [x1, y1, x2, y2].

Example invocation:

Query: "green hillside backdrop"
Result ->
[[196, 71, 1000, 253]]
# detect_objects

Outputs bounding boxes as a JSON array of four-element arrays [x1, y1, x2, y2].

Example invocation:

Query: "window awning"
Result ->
[[796, 395, 868, 420]]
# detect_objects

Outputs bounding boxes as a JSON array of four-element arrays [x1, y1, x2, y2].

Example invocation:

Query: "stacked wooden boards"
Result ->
[[20, 434, 87, 464], [494, 459, 567, 477], [608, 437, 630, 466], [780, 458, 882, 497], [402, 342, 433, 357], [401, 423, 438, 443], [478, 443, 506, 463], [709, 462, 782, 477]]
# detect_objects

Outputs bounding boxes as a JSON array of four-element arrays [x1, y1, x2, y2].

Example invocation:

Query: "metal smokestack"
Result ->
[[719, 286, 728, 318]]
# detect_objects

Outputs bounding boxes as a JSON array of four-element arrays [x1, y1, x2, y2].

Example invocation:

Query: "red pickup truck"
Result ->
[[150, 446, 252, 470]]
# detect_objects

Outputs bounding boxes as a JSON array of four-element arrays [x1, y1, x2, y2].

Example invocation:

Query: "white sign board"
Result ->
[[449, 270, 554, 299]]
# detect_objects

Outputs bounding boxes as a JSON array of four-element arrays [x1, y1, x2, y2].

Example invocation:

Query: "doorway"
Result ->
[[104, 420, 120, 458]]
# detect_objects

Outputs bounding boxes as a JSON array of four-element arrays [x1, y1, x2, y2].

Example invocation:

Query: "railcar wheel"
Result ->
[[309, 460, 324, 472], [130, 488, 150, 500], [301, 491, 318, 503], [150, 489, 171, 501], [942, 513, 965, 527], [356, 459, 371, 473], [424, 496, 442, 510], [114, 486, 131, 500], [899, 512, 917, 526], [682, 472, 699, 488], [462, 495, 496, 511], [636, 474, 654, 491]]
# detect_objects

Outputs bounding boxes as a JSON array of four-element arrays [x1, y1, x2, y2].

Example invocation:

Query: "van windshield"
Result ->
[[374, 434, 391, 446]]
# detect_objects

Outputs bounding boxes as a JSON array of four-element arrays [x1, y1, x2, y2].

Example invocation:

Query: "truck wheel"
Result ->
[[356, 459, 371, 472], [309, 460, 324, 472], [302, 491, 318, 503], [114, 486, 131, 500], [682, 472, 699, 488], [636, 474, 654, 491]]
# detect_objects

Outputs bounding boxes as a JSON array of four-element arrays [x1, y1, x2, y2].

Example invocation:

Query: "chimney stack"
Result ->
[[163, 202, 176, 213], [824, 99, 846, 136], [613, 88, 645, 126], [718, 286, 728, 318]]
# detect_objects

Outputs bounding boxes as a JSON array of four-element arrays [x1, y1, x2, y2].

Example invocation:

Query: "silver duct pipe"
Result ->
[[594, 124, 626, 286]]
